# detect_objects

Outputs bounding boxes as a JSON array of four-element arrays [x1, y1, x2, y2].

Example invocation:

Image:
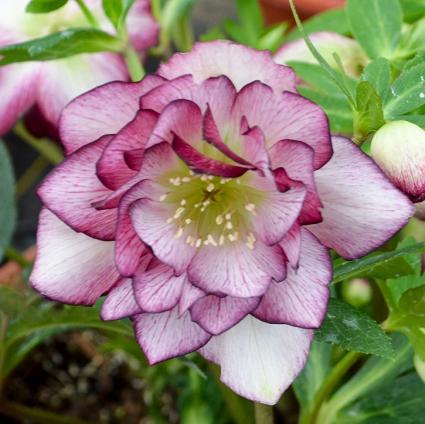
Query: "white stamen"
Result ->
[[219, 235, 225, 245], [201, 175, 209, 182], [174, 207, 185, 219], [185, 218, 192, 225], [186, 235, 193, 244], [245, 203, 256, 215], [180, 199, 187, 206], [182, 177, 191, 182], [174, 227, 183, 239], [225, 213, 232, 220], [207, 234, 217, 246], [159, 194, 167, 202], [195, 238, 202, 248], [216, 215, 223, 225], [166, 217, 174, 224], [225, 221, 233, 230], [206, 183, 215, 192]]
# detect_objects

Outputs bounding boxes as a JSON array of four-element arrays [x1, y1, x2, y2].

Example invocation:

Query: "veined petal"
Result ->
[[158, 40, 297, 93], [134, 307, 211, 364], [190, 295, 260, 335], [101, 278, 141, 320], [188, 241, 286, 298], [127, 0, 159, 52], [232, 82, 332, 168], [199, 316, 313, 404], [254, 228, 331, 328], [280, 223, 301, 268], [60, 74, 165, 154], [30, 209, 119, 305], [37, 135, 116, 241], [310, 137, 414, 259]]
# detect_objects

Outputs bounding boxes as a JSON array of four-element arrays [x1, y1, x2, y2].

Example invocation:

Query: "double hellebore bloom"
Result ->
[[0, 0, 158, 135], [31, 41, 413, 404], [371, 120, 425, 202]]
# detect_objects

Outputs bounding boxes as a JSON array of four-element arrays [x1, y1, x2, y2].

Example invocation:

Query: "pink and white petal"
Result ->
[[127, 0, 159, 52], [254, 228, 331, 328], [232, 82, 332, 168], [249, 173, 306, 245], [199, 316, 313, 405], [60, 74, 165, 154], [280, 223, 301, 268], [101, 278, 142, 320], [270, 139, 322, 224], [134, 260, 187, 312], [97, 109, 158, 190], [30, 209, 119, 305], [146, 99, 203, 148], [240, 126, 270, 171], [190, 295, 260, 335], [159, 40, 297, 93], [134, 307, 211, 364], [124, 148, 144, 170], [172, 134, 251, 178], [38, 135, 116, 241], [309, 137, 414, 259], [188, 242, 286, 298], [179, 281, 205, 314], [0, 62, 40, 136], [38, 53, 128, 127], [130, 198, 197, 274]]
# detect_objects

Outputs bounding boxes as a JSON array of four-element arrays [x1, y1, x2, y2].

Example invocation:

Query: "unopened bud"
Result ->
[[371, 120, 425, 202], [342, 278, 373, 307]]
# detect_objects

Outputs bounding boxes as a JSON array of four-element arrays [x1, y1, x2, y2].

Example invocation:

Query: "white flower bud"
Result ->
[[371, 120, 425, 202]]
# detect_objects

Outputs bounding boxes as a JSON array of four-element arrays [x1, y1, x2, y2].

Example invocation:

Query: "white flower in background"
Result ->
[[0, 0, 158, 135]]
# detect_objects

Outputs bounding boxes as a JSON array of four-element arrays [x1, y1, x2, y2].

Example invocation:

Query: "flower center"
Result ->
[[161, 170, 262, 250]]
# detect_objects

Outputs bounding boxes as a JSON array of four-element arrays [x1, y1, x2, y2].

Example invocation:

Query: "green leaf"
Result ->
[[332, 242, 425, 284], [0, 28, 123, 65], [298, 86, 353, 133], [316, 298, 394, 358], [346, 0, 403, 59], [361, 58, 391, 101], [0, 287, 27, 316], [235, 0, 263, 40], [320, 334, 413, 422], [385, 63, 425, 117], [394, 114, 425, 128], [257, 23, 287, 52], [26, 0, 68, 13], [200, 27, 227, 42], [0, 140, 16, 260], [338, 373, 425, 424], [354, 81, 385, 140], [293, 341, 332, 410], [161, 0, 197, 35], [387, 285, 425, 360], [102, 0, 134, 31], [286, 8, 350, 41], [400, 0, 425, 22]]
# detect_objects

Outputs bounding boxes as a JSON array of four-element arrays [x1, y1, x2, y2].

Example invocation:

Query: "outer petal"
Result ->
[[158, 41, 297, 93], [310, 137, 414, 259], [38, 53, 128, 128], [133, 260, 187, 312], [30, 209, 119, 305], [188, 242, 286, 298], [190, 295, 260, 335], [254, 228, 331, 328], [0, 62, 40, 135], [199, 316, 313, 404], [232, 82, 332, 168], [134, 307, 211, 364], [179, 281, 205, 314], [38, 135, 116, 240], [59, 74, 165, 154], [280, 223, 301, 268], [269, 139, 322, 224], [101, 278, 142, 320]]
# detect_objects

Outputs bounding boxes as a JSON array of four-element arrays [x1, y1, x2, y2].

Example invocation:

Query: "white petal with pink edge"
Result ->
[[309, 137, 414, 259], [254, 228, 331, 328], [199, 316, 313, 404], [134, 307, 211, 364], [30, 209, 120, 305]]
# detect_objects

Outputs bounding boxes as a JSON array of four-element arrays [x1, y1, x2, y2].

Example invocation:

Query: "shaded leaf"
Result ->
[[361, 58, 391, 101], [102, 0, 135, 31], [26, 0, 68, 13]]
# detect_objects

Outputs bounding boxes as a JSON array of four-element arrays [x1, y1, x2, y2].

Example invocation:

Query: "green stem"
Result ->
[[0, 312, 9, 396], [74, 0, 100, 28], [301, 351, 362, 424], [174, 14, 194, 52], [14, 122, 63, 165], [0, 400, 95, 424], [3, 247, 30, 268], [16, 155, 49, 199], [124, 46, 145, 82], [255, 403, 274, 424], [376, 279, 397, 313]]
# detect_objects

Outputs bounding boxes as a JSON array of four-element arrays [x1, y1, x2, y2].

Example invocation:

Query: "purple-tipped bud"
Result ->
[[371, 121, 425, 202]]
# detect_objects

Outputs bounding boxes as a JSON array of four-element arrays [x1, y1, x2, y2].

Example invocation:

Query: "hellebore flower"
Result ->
[[371, 120, 425, 202], [31, 41, 414, 404], [275, 32, 368, 78], [0, 0, 158, 135]]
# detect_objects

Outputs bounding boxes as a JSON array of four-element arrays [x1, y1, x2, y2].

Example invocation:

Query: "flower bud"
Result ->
[[371, 120, 425, 202], [342, 278, 373, 307]]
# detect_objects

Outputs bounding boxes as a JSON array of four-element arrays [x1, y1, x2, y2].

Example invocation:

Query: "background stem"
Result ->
[[124, 46, 145, 82], [255, 403, 274, 424], [74, 0, 100, 28]]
